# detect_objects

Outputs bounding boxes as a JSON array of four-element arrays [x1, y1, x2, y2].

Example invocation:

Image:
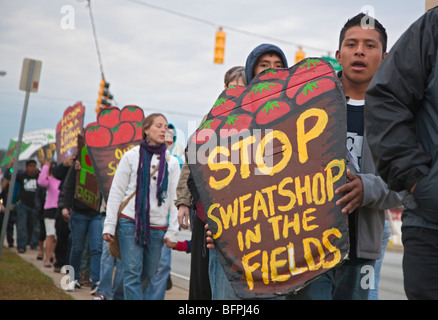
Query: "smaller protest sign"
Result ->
[[55, 102, 85, 164], [74, 135, 101, 211], [85, 105, 144, 202]]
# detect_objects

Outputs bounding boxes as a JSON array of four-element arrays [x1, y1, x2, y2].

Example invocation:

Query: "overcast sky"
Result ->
[[0, 0, 426, 151]]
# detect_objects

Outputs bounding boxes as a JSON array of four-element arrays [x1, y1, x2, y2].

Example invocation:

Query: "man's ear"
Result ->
[[335, 49, 341, 64]]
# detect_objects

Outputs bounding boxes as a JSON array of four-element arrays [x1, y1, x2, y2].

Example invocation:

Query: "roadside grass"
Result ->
[[0, 247, 73, 300]]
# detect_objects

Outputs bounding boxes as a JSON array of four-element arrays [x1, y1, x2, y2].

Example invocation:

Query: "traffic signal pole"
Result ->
[[0, 60, 36, 259]]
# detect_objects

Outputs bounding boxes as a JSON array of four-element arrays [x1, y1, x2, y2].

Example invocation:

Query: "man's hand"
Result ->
[[178, 205, 190, 229], [62, 208, 71, 222], [205, 223, 215, 249], [335, 169, 364, 214], [63, 155, 75, 168]]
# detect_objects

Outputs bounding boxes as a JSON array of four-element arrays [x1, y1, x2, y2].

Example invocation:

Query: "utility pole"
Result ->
[[0, 59, 41, 259]]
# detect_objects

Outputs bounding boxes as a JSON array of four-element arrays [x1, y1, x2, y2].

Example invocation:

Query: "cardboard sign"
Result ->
[[1, 129, 56, 166], [74, 135, 101, 211], [84, 105, 144, 202], [55, 102, 85, 164], [187, 58, 349, 299]]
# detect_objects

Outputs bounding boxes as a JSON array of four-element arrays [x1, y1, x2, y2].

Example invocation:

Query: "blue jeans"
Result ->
[[288, 259, 375, 300], [209, 249, 239, 300], [143, 243, 171, 300], [15, 202, 39, 250], [97, 216, 124, 300], [69, 211, 103, 287], [209, 249, 286, 300], [117, 217, 165, 300]]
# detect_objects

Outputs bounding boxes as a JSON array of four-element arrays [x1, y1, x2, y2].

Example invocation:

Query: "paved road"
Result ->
[[379, 249, 407, 300]]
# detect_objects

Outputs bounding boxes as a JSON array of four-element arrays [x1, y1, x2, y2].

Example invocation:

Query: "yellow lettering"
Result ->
[[252, 190, 269, 221], [303, 237, 325, 271], [283, 213, 300, 238], [219, 199, 239, 230], [239, 193, 252, 225], [208, 146, 237, 190], [245, 223, 262, 250], [278, 177, 296, 211], [325, 158, 345, 201], [267, 215, 283, 240], [270, 247, 290, 282], [287, 243, 308, 275], [312, 172, 326, 205], [295, 175, 312, 206], [237, 231, 244, 251], [296, 108, 328, 164], [261, 185, 277, 216], [302, 208, 318, 231], [322, 228, 342, 269], [107, 161, 117, 176], [231, 135, 255, 180], [207, 203, 222, 239], [242, 250, 261, 291], [255, 130, 292, 176], [262, 250, 269, 285]]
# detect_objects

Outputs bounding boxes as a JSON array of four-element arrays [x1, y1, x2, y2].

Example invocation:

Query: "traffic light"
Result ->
[[95, 78, 114, 114], [214, 27, 226, 64], [96, 78, 106, 114], [295, 47, 306, 64], [102, 82, 113, 107]]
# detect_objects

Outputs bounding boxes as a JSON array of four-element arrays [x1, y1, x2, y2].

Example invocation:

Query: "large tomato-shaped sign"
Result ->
[[188, 58, 349, 299]]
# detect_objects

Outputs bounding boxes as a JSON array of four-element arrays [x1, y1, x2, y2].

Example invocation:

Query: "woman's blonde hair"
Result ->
[[142, 113, 167, 140]]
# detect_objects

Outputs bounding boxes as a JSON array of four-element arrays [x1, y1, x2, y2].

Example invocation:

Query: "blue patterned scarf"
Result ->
[[135, 140, 169, 247]]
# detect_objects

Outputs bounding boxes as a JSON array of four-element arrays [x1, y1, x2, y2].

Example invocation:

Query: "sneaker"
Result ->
[[66, 280, 81, 292], [90, 282, 99, 295], [79, 272, 91, 287], [17, 247, 25, 254], [93, 293, 106, 300]]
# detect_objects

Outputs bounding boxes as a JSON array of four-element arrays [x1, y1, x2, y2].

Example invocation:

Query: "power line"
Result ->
[[125, 0, 331, 54], [87, 0, 105, 79]]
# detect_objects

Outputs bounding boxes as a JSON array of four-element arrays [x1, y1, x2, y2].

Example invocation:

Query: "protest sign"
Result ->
[[1, 129, 55, 166], [74, 135, 101, 211], [85, 105, 144, 202], [55, 102, 85, 164], [188, 58, 349, 299]]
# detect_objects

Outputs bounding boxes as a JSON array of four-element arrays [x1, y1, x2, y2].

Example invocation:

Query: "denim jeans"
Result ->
[[96, 215, 124, 300], [117, 217, 165, 300], [209, 249, 239, 300], [288, 259, 375, 300], [15, 202, 40, 250], [69, 211, 103, 287], [209, 249, 286, 300], [143, 243, 171, 300]]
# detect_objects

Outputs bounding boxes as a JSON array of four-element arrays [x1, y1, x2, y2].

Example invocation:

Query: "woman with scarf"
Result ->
[[103, 113, 180, 300]]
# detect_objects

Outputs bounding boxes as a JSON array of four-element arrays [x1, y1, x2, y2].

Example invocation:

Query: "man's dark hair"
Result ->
[[339, 13, 387, 53]]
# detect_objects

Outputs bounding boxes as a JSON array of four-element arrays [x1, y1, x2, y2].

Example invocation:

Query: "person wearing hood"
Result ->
[[244, 43, 288, 84]]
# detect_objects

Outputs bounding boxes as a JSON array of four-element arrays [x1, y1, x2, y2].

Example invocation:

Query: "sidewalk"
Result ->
[[16, 247, 189, 300]]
